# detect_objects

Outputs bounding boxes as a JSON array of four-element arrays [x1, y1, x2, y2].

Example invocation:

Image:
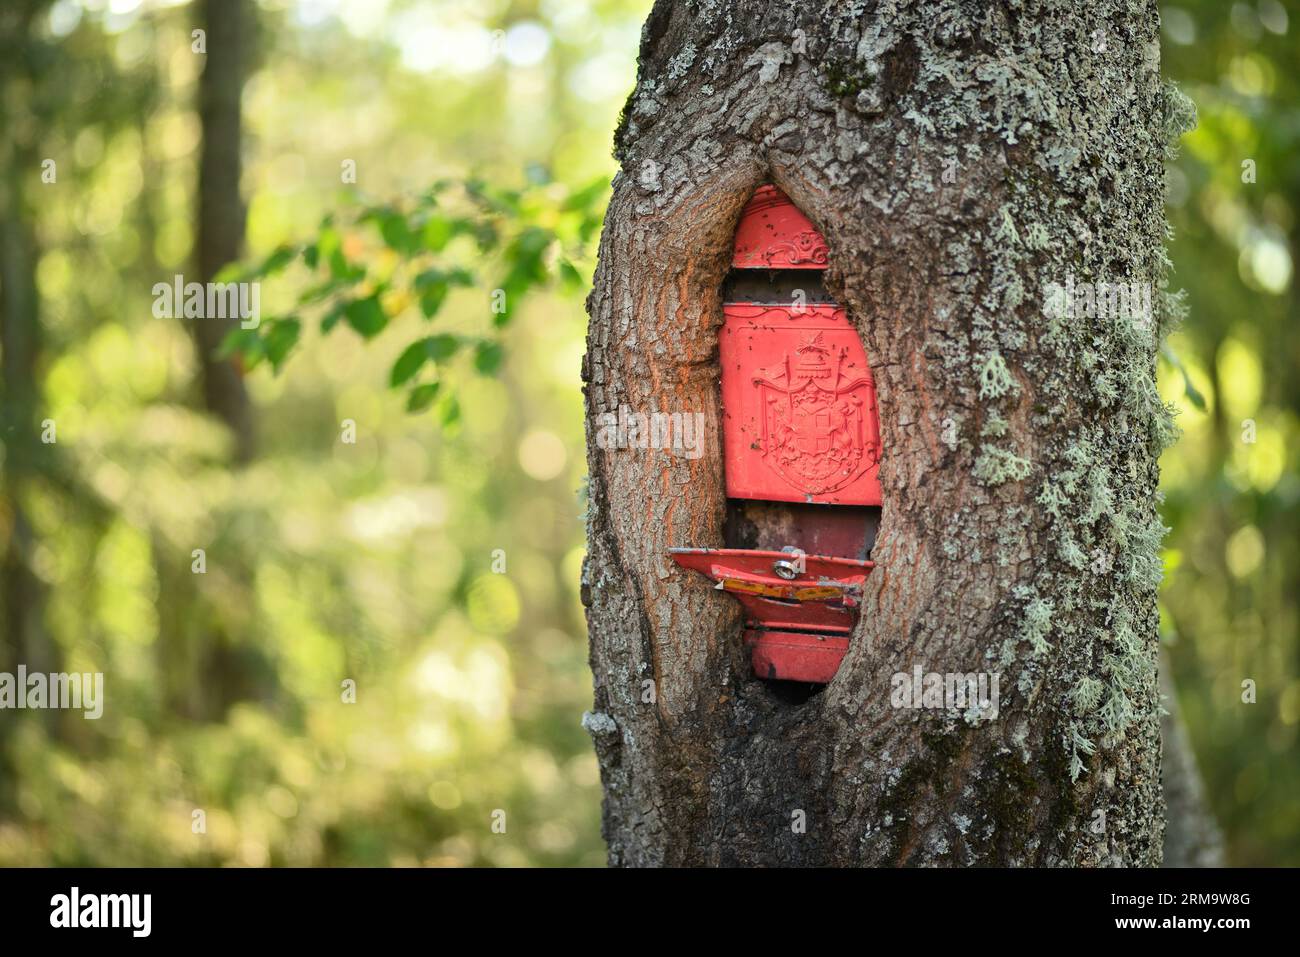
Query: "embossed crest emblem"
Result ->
[[720, 303, 882, 505], [752, 332, 877, 494]]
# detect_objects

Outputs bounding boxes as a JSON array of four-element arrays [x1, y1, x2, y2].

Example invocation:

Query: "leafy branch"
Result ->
[[219, 167, 607, 420]]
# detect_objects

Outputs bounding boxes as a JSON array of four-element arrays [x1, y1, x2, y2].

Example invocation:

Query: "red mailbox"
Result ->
[[669, 186, 882, 685]]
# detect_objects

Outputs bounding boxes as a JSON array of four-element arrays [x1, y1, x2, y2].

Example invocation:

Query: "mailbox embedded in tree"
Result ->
[[670, 185, 882, 685]]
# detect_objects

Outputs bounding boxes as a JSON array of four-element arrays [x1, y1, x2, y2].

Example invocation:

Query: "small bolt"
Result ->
[[773, 560, 799, 580]]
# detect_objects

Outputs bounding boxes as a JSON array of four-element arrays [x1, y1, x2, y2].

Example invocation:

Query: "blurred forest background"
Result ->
[[0, 0, 1296, 866]]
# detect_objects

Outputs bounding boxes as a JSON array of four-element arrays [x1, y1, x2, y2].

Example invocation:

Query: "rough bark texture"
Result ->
[[582, 0, 1190, 866]]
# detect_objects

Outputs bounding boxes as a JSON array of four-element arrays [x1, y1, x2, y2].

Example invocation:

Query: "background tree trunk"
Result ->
[[195, 0, 255, 464], [150, 0, 268, 721], [1159, 650, 1224, 867], [583, 0, 1182, 866], [0, 1, 62, 757]]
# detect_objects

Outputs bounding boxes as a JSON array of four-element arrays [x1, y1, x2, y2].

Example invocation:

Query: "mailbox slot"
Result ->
[[669, 185, 883, 687], [725, 500, 879, 561]]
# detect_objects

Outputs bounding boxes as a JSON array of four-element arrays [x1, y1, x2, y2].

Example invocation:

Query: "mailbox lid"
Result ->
[[732, 186, 829, 270], [668, 546, 871, 581], [668, 547, 872, 633], [720, 304, 882, 506]]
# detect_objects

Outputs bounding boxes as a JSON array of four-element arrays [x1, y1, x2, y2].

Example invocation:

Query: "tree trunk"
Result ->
[[195, 0, 255, 463], [1159, 650, 1224, 867], [583, 0, 1181, 866], [0, 186, 48, 683], [154, 0, 267, 721], [0, 1, 61, 749]]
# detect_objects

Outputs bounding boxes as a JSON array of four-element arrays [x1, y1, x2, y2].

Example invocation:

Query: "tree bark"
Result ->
[[1159, 651, 1224, 867], [153, 0, 267, 721], [0, 1, 61, 750], [583, 0, 1180, 866], [195, 0, 255, 463]]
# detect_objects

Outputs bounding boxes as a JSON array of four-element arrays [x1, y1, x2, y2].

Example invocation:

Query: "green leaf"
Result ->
[[344, 295, 388, 338], [466, 179, 522, 215], [579, 212, 602, 244], [422, 215, 454, 252], [414, 267, 473, 320], [318, 227, 362, 281], [412, 268, 439, 290], [419, 284, 448, 320], [264, 318, 301, 372], [390, 335, 461, 388], [414, 266, 474, 289], [317, 226, 339, 259], [558, 259, 583, 289], [406, 382, 441, 413], [1161, 343, 1207, 411], [391, 339, 431, 387], [472, 220, 500, 252], [212, 261, 245, 284], [473, 340, 504, 374], [259, 244, 298, 277], [299, 277, 354, 306], [497, 227, 553, 309], [561, 176, 609, 213], [514, 225, 553, 261], [438, 394, 461, 427], [377, 210, 417, 253], [426, 333, 460, 360], [321, 299, 347, 333], [417, 182, 449, 208], [217, 326, 262, 362]]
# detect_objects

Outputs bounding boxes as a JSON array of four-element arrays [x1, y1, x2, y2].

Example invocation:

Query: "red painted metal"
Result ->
[[745, 630, 849, 684], [721, 303, 882, 506], [732, 186, 829, 270], [668, 548, 874, 684], [725, 501, 878, 560], [666, 183, 882, 685]]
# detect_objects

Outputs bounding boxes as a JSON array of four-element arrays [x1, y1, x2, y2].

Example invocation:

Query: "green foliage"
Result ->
[[0, 0, 629, 870], [222, 174, 607, 412]]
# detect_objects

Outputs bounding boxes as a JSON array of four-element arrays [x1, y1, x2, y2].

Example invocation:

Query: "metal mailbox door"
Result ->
[[720, 303, 882, 506]]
